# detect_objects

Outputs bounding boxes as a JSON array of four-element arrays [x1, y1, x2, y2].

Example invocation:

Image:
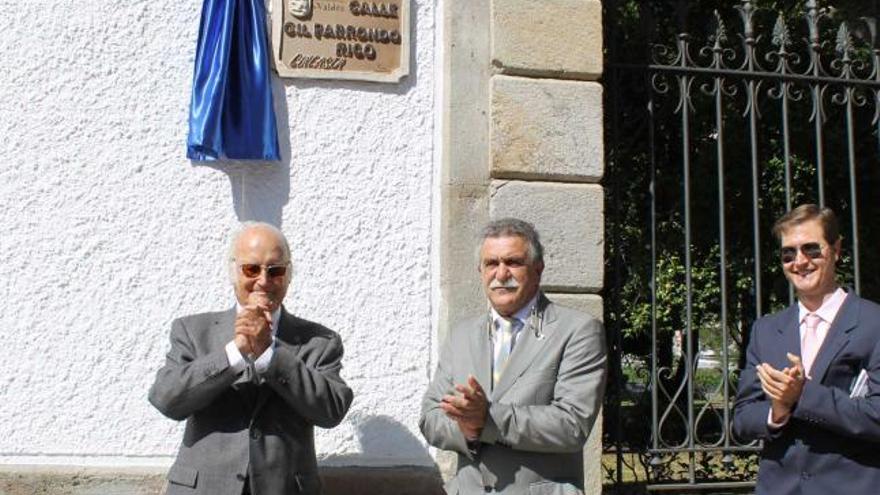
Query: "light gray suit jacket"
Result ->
[[420, 294, 607, 495], [149, 307, 353, 495]]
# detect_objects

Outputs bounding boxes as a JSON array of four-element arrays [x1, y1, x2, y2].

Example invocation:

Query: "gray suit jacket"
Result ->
[[149, 307, 353, 495], [420, 295, 607, 495]]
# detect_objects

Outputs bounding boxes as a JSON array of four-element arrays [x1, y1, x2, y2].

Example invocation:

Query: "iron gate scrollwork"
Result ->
[[604, 1, 880, 493]]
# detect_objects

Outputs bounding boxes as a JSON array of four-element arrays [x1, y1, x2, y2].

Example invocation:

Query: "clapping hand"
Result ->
[[758, 353, 805, 423], [440, 375, 489, 440]]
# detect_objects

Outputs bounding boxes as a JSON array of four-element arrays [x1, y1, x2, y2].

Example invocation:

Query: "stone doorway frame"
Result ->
[[435, 0, 606, 491]]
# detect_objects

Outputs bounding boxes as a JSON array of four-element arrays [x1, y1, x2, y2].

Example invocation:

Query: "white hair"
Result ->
[[475, 217, 545, 268]]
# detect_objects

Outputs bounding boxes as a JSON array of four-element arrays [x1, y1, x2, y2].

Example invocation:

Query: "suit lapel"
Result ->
[[274, 309, 300, 346], [776, 305, 800, 365], [213, 308, 237, 350], [252, 308, 296, 417], [809, 294, 858, 382], [491, 295, 554, 400], [468, 315, 493, 394]]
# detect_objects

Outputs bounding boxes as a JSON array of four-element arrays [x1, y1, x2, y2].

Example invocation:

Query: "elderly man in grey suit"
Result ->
[[420, 218, 607, 494], [149, 222, 353, 495]]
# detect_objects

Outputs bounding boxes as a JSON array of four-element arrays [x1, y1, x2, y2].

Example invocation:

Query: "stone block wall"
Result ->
[[491, 76, 604, 182], [492, 0, 603, 79], [439, 0, 606, 491]]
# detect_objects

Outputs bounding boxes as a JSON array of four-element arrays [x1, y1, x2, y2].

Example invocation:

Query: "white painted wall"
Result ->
[[0, 0, 436, 467]]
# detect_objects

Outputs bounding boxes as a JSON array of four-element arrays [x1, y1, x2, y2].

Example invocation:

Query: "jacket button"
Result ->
[[236, 473, 246, 481], [801, 471, 810, 479], [278, 376, 288, 385], [251, 428, 262, 439]]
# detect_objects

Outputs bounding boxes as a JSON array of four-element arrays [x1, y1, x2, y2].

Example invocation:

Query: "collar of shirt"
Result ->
[[235, 303, 282, 337], [490, 293, 539, 329], [798, 287, 848, 326]]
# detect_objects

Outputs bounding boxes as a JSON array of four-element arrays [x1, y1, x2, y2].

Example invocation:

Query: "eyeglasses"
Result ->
[[235, 262, 289, 279], [780, 242, 824, 264]]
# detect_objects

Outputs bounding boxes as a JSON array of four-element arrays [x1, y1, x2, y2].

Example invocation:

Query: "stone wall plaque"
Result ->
[[270, 0, 410, 82]]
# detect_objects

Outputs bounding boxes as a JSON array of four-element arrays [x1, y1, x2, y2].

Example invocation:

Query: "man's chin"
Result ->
[[794, 283, 834, 300], [490, 299, 520, 316]]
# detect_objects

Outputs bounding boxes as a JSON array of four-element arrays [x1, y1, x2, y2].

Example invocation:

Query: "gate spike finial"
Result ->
[[806, 0, 821, 47], [711, 10, 728, 46], [772, 14, 790, 48], [836, 22, 853, 58], [736, 0, 756, 44]]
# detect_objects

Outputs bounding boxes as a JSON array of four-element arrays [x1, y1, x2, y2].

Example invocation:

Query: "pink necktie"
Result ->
[[801, 313, 823, 378]]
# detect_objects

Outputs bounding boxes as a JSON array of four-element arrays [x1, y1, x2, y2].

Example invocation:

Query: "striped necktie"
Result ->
[[493, 317, 516, 387]]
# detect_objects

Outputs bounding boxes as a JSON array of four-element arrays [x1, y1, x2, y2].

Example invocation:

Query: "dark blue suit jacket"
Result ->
[[733, 293, 880, 495]]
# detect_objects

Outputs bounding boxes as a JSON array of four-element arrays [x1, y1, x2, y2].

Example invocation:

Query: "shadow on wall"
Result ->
[[338, 413, 433, 465], [320, 414, 444, 495], [191, 76, 292, 226]]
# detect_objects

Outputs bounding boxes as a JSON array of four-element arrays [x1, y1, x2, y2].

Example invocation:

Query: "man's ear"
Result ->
[[535, 261, 544, 275], [832, 238, 842, 260]]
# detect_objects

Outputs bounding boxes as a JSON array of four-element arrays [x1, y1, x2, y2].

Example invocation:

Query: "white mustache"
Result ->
[[489, 278, 519, 289]]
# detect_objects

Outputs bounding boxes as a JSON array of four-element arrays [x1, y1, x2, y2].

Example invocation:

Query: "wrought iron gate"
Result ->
[[603, 1, 880, 493]]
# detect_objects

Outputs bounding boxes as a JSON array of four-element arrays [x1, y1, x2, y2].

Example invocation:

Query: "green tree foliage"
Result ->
[[603, 1, 880, 486], [606, 0, 880, 372]]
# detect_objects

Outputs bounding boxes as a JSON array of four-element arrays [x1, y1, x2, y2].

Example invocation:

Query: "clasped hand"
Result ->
[[234, 304, 273, 357], [440, 375, 488, 441], [757, 352, 805, 422]]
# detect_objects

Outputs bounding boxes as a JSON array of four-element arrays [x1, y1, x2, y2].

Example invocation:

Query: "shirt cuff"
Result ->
[[465, 438, 481, 456], [225, 340, 248, 373], [767, 408, 790, 429], [253, 337, 276, 374]]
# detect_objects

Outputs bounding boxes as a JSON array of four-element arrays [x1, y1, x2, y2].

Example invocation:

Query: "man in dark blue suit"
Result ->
[[734, 204, 880, 495]]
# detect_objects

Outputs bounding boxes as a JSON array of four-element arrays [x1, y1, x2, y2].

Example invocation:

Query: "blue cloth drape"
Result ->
[[187, 0, 280, 161]]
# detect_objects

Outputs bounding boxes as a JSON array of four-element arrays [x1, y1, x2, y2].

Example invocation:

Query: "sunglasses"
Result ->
[[780, 242, 824, 264], [236, 262, 289, 278]]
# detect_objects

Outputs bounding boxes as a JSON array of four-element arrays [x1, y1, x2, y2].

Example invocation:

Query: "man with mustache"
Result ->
[[149, 222, 353, 495], [734, 204, 880, 494], [420, 218, 607, 494]]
